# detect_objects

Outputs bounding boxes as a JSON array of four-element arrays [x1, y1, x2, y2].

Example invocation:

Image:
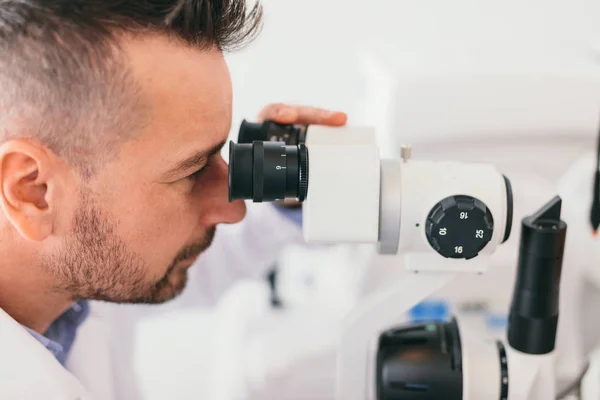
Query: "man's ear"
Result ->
[[0, 140, 65, 241]]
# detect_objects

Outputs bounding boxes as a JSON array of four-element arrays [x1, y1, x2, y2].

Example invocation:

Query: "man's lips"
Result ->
[[174, 229, 215, 268], [179, 254, 200, 265]]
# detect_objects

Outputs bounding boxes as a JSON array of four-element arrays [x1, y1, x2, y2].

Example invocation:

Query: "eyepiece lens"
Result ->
[[228, 140, 309, 203], [228, 141, 253, 202], [238, 120, 267, 144]]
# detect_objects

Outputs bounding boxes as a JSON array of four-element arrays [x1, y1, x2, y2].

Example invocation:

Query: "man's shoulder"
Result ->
[[0, 307, 92, 399]]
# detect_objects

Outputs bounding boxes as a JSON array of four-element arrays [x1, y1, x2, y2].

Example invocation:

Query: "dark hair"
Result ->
[[0, 0, 263, 177]]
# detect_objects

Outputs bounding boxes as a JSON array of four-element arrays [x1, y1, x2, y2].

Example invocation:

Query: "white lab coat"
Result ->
[[0, 202, 304, 400]]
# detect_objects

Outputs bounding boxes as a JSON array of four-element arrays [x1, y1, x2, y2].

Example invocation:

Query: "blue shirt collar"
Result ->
[[23, 300, 90, 366], [23, 325, 65, 360]]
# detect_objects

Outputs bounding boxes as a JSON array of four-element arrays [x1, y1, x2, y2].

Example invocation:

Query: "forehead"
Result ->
[[120, 35, 232, 165]]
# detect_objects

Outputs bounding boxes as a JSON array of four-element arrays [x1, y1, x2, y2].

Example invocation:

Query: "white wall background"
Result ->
[[226, 0, 600, 137]]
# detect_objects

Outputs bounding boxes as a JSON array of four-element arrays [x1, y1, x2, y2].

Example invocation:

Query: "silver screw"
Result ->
[[400, 145, 412, 162]]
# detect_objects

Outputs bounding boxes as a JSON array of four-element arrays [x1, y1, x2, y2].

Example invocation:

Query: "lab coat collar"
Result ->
[[0, 305, 93, 399]]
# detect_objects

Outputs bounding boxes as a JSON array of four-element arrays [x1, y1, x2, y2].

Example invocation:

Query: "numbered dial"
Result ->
[[425, 195, 494, 259]]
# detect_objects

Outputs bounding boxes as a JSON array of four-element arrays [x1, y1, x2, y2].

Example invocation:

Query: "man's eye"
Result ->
[[186, 164, 208, 182]]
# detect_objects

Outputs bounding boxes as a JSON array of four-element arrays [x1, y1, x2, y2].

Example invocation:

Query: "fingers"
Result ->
[[256, 103, 296, 123], [257, 103, 347, 126]]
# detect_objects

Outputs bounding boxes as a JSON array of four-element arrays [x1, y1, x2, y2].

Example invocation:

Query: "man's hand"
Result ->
[[257, 103, 347, 126], [257, 103, 347, 208]]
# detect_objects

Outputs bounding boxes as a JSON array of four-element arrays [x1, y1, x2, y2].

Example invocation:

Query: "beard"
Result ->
[[45, 192, 215, 304]]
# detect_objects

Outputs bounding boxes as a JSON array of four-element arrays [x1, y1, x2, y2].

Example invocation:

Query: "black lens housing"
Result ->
[[238, 119, 307, 145], [229, 140, 308, 203]]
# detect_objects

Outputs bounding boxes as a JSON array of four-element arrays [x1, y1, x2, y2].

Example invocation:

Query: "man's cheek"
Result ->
[[122, 207, 181, 257], [149, 209, 196, 250]]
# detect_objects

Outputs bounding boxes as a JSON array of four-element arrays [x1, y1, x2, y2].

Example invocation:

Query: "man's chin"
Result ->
[[145, 267, 190, 304]]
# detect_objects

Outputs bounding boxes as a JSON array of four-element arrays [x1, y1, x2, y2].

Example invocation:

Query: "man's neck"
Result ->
[[0, 260, 73, 334]]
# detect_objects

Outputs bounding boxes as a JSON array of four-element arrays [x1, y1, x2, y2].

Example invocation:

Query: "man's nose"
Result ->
[[199, 156, 247, 226]]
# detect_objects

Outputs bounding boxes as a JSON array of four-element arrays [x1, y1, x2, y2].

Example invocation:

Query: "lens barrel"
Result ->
[[238, 120, 307, 145], [229, 140, 308, 203]]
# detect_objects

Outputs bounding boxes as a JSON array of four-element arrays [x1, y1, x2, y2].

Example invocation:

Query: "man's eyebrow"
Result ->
[[163, 140, 226, 179]]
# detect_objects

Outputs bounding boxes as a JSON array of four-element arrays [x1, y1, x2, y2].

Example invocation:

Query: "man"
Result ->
[[0, 1, 347, 398]]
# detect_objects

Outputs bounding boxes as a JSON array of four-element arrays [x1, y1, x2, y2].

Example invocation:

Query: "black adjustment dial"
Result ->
[[425, 195, 494, 259]]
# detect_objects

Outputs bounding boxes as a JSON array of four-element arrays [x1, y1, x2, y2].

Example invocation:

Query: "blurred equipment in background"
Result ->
[[266, 266, 284, 309]]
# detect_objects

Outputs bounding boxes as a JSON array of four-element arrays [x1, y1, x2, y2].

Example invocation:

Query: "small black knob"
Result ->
[[298, 143, 309, 201], [425, 195, 494, 259]]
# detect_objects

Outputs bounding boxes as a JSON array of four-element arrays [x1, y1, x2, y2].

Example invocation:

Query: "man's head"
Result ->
[[0, 0, 256, 304]]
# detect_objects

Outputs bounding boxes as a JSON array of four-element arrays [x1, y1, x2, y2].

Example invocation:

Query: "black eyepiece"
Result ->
[[507, 195, 567, 355], [229, 140, 308, 203], [238, 119, 307, 145]]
